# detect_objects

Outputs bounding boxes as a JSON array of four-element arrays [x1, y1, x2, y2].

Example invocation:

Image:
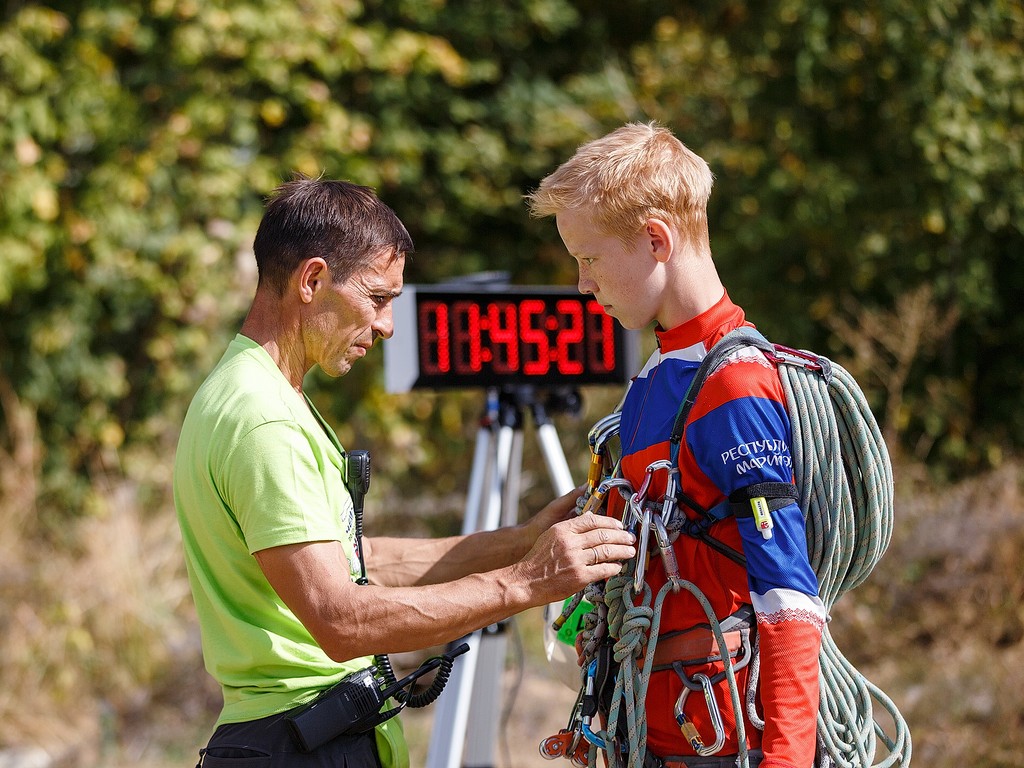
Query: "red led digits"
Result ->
[[586, 300, 616, 372], [554, 299, 585, 375], [451, 301, 483, 374], [405, 290, 631, 389], [486, 301, 519, 374], [419, 301, 451, 374], [519, 299, 550, 376]]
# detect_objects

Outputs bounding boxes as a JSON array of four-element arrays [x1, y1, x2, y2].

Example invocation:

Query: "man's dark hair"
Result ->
[[253, 177, 414, 294]]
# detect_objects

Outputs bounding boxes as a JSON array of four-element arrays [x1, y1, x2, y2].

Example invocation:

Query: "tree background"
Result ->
[[0, 1, 1021, 766]]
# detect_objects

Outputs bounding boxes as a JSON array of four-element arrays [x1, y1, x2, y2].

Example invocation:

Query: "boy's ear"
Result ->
[[646, 218, 675, 263]]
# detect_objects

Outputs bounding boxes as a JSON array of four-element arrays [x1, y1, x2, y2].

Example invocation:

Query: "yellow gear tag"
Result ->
[[751, 497, 774, 539]]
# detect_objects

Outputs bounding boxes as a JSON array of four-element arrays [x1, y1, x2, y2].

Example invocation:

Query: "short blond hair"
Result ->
[[526, 122, 713, 243]]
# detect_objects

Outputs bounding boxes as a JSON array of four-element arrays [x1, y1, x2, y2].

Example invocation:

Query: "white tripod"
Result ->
[[425, 386, 579, 768]]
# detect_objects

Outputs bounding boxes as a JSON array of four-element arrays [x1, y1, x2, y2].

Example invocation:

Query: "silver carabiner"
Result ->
[[596, 476, 635, 524], [641, 458, 681, 529], [631, 501, 651, 593], [673, 672, 726, 756], [587, 412, 621, 449], [629, 459, 678, 593], [660, 466, 681, 529], [591, 415, 621, 456]]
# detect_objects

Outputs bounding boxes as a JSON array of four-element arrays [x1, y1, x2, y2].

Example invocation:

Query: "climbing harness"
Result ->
[[541, 327, 912, 768]]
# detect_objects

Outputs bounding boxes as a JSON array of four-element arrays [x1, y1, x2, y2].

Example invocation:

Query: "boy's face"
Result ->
[[556, 207, 665, 330]]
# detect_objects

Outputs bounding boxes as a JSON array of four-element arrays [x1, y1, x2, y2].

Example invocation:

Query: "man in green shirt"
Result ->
[[174, 178, 635, 768]]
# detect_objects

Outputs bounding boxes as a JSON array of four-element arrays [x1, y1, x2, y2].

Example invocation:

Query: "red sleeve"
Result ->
[[757, 610, 823, 768]]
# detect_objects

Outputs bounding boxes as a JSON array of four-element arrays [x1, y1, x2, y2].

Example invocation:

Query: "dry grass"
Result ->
[[828, 458, 1024, 768], [0, 479, 219, 766], [1, 455, 1022, 767]]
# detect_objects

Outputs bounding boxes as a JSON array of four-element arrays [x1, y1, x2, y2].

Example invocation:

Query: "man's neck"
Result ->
[[240, 293, 308, 393]]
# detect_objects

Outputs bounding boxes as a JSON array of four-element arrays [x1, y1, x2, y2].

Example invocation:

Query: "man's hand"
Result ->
[[520, 485, 586, 545], [513, 512, 635, 604]]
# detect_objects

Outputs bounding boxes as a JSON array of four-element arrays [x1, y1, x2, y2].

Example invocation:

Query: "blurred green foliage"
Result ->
[[0, 0, 1021, 520]]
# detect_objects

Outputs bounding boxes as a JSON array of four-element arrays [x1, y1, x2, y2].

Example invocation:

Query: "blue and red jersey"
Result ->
[[609, 292, 826, 768]]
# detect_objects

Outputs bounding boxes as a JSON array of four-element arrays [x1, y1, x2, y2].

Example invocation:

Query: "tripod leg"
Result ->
[[500, 426, 525, 527], [426, 421, 498, 768], [536, 422, 575, 495], [463, 420, 523, 767], [461, 418, 496, 535], [463, 623, 507, 768]]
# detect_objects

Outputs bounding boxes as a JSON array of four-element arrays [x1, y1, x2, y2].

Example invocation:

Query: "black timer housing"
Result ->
[[384, 283, 640, 392]]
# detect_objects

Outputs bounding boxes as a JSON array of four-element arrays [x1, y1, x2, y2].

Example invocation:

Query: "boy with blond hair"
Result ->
[[528, 123, 825, 768]]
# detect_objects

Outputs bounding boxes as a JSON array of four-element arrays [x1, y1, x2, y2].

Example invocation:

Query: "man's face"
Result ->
[[555, 207, 663, 331], [306, 248, 406, 377]]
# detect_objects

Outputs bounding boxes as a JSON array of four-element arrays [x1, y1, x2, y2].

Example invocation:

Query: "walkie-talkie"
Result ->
[[346, 450, 371, 585], [286, 643, 470, 753], [347, 450, 371, 512]]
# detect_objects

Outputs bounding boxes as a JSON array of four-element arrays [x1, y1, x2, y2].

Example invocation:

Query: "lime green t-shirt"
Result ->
[[173, 335, 406, 764]]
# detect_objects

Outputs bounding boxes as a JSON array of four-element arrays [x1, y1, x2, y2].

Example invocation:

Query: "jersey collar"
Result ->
[[654, 291, 749, 355]]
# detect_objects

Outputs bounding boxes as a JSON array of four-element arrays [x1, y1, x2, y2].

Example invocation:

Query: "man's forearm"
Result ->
[[365, 525, 534, 587]]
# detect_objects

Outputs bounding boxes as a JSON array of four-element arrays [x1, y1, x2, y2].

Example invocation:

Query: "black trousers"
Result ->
[[197, 711, 381, 768]]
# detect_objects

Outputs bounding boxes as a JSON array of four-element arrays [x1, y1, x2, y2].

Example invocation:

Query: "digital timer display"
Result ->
[[384, 285, 638, 392]]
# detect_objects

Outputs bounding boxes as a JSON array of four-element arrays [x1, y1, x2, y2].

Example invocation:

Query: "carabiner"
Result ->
[[673, 672, 726, 756], [590, 415, 621, 458], [631, 502, 651, 593], [587, 412, 621, 450], [628, 464, 655, 529], [580, 468, 629, 517], [629, 459, 679, 593], [660, 466, 681, 529], [589, 476, 634, 522], [651, 513, 682, 592], [583, 413, 621, 503], [641, 458, 681, 529], [580, 660, 607, 749]]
